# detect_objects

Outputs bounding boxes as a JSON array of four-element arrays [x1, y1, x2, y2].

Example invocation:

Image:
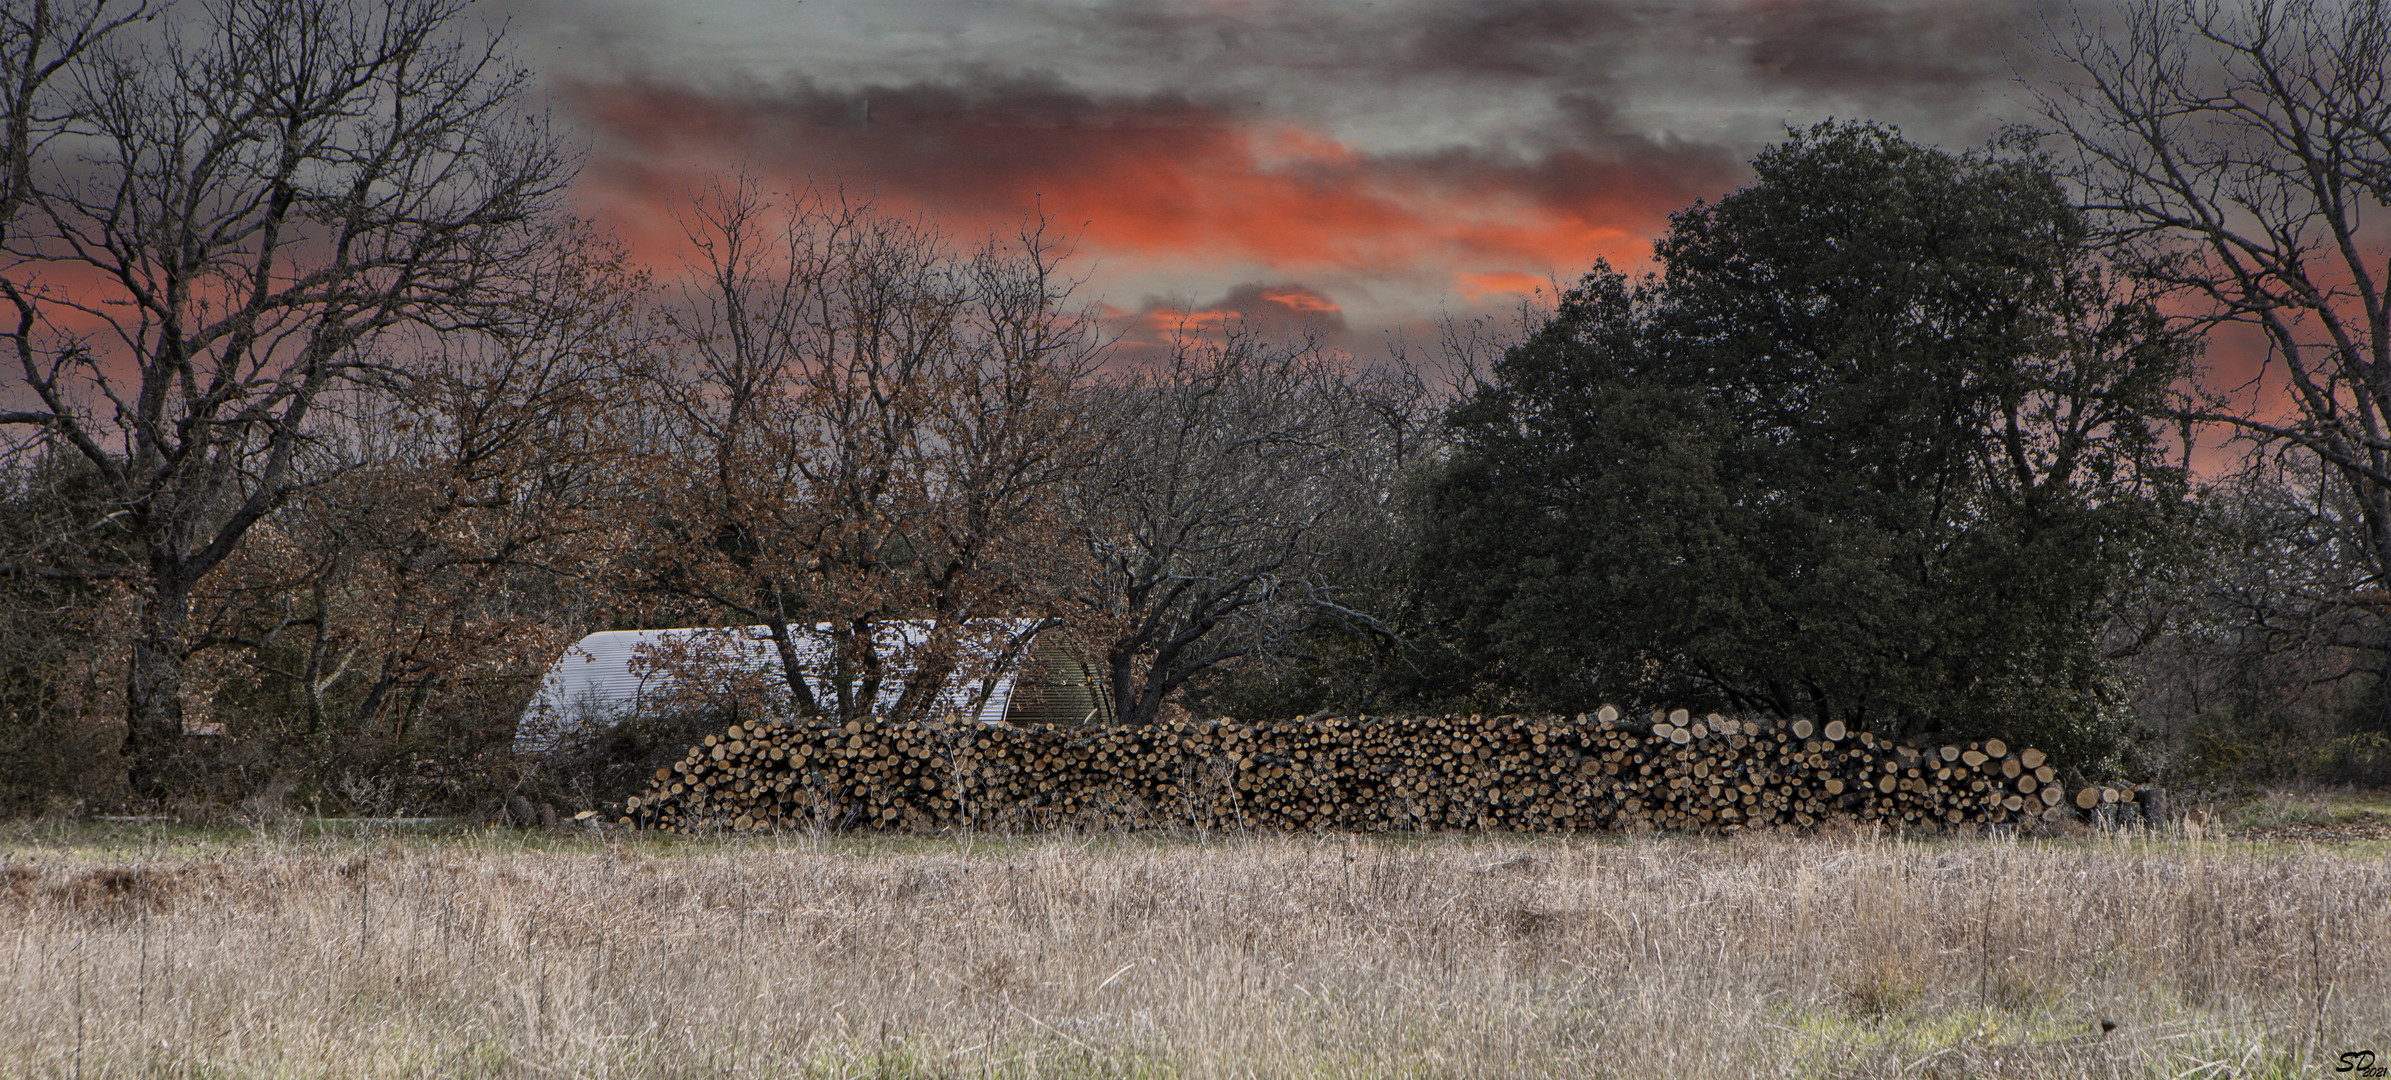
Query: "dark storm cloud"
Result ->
[[1064, 0, 2034, 101], [1405, 0, 1658, 79], [1074, 0, 1650, 81], [570, 72, 1234, 217], [1716, 0, 2031, 94]]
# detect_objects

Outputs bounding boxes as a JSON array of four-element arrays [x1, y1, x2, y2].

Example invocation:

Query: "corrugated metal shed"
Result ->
[[514, 622, 1030, 753]]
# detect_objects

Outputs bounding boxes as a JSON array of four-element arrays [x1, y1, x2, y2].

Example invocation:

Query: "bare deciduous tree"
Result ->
[[2040, 0, 2391, 727], [2123, 456, 2383, 779], [1068, 327, 1421, 726], [632, 182, 1099, 723], [206, 222, 644, 749], [0, 0, 574, 797], [0, 0, 151, 251]]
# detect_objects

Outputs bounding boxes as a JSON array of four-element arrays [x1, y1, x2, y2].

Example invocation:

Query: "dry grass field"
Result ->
[[3, 810, 2387, 1079]]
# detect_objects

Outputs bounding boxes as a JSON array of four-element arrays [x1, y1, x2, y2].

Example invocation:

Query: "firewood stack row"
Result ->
[[619, 707, 2148, 834]]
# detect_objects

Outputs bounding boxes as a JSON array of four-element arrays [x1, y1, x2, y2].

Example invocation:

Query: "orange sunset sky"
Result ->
[[512, 0, 2081, 361]]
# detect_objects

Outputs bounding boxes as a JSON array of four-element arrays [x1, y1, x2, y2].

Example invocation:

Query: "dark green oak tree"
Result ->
[[1418, 122, 2195, 761]]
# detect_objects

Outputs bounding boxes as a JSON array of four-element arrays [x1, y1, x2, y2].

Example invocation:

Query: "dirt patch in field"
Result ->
[[50, 866, 177, 921]]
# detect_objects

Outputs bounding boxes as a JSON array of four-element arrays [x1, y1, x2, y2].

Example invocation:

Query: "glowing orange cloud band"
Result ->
[[568, 78, 1726, 297]]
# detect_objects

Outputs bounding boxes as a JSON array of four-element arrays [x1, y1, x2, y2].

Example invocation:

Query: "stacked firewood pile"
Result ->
[[620, 708, 2155, 834]]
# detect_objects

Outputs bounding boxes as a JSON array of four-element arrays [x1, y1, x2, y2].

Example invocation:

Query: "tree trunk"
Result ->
[[2363, 648, 2391, 737], [2351, 474, 2391, 737], [763, 617, 826, 719], [122, 573, 193, 804]]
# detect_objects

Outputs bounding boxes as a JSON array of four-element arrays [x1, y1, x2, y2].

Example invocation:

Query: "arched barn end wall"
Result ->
[[514, 623, 1038, 753]]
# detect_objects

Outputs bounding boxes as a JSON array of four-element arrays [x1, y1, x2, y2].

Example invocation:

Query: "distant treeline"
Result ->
[[4, 1, 2387, 814]]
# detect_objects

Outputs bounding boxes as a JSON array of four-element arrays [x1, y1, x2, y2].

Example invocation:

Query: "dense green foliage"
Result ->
[[1414, 123, 2195, 762]]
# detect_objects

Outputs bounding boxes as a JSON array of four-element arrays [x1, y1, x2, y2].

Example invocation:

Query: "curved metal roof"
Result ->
[[514, 622, 1028, 753]]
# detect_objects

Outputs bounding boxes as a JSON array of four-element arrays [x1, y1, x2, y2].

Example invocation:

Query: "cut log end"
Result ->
[[623, 711, 2087, 838]]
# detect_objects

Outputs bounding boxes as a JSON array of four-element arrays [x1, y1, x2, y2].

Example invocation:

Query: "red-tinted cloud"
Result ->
[[1457, 270, 1552, 302], [567, 75, 1737, 287], [1131, 281, 1345, 332], [1103, 280, 1356, 366]]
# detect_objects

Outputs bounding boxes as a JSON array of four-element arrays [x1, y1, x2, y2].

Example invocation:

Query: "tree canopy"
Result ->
[[1418, 122, 2195, 760]]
